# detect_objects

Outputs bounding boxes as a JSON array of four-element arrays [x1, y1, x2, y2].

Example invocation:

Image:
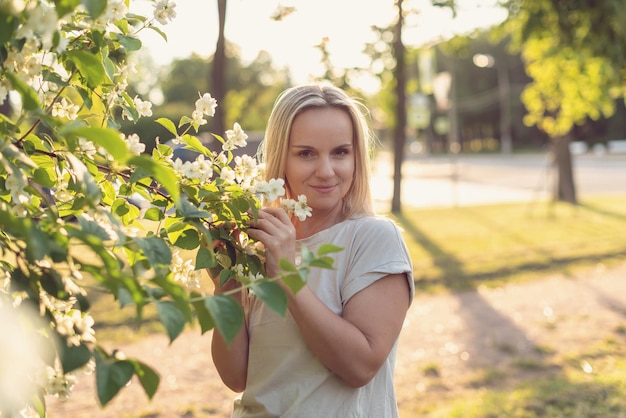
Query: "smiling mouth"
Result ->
[[311, 185, 336, 193]]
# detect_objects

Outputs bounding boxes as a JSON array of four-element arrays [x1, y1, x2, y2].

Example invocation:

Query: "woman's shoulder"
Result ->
[[347, 214, 403, 235]]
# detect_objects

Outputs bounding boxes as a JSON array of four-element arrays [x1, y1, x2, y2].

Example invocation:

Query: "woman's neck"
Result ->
[[294, 206, 345, 239]]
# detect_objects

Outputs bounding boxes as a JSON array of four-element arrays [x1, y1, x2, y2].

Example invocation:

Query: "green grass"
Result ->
[[392, 194, 626, 292]]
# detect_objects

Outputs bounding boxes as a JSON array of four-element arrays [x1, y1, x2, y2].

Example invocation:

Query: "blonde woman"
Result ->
[[211, 83, 414, 418]]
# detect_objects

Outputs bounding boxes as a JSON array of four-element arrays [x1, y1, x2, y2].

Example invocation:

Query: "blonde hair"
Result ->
[[258, 83, 375, 217]]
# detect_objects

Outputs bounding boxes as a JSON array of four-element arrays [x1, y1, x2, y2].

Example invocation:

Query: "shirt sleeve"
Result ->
[[340, 217, 414, 306]]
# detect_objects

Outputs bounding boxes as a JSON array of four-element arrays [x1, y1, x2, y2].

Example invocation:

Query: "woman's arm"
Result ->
[[288, 273, 410, 387], [246, 207, 411, 387], [209, 274, 249, 392]]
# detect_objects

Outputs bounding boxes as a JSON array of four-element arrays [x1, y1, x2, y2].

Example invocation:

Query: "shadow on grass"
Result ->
[[392, 213, 547, 382], [393, 212, 467, 290], [579, 201, 626, 222], [394, 212, 626, 292]]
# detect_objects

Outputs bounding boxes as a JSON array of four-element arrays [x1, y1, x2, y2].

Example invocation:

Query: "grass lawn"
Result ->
[[392, 193, 626, 293]]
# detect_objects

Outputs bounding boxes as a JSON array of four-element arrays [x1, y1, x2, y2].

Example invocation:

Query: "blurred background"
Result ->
[[122, 0, 626, 213]]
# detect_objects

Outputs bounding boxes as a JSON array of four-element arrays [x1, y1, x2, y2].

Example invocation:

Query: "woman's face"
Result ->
[[285, 107, 355, 216]]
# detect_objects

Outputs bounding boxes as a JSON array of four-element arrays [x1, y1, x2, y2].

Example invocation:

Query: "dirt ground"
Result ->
[[46, 261, 626, 418]]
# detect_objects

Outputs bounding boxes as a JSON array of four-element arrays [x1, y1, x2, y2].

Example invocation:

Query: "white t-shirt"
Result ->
[[232, 215, 415, 418]]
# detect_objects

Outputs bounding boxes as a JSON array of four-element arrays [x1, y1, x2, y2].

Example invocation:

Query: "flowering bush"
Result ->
[[0, 1, 335, 416]]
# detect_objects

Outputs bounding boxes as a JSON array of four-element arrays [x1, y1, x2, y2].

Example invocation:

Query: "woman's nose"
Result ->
[[315, 156, 334, 178]]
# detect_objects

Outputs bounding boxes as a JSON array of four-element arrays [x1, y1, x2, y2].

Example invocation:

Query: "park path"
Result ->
[[46, 261, 626, 417]]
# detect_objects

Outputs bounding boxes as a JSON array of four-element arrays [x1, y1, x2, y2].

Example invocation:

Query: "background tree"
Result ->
[[211, 0, 227, 136], [498, 0, 626, 203]]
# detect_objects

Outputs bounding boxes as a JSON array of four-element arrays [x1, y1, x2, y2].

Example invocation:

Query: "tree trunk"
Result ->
[[391, 0, 406, 214], [551, 134, 577, 204], [210, 0, 227, 136]]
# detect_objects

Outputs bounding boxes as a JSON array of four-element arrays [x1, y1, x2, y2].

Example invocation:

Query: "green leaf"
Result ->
[[33, 167, 56, 188], [181, 133, 212, 156], [204, 295, 244, 347], [174, 228, 200, 250], [143, 207, 165, 221], [95, 350, 135, 406], [278, 258, 298, 272], [156, 301, 186, 343], [191, 291, 215, 334], [309, 256, 335, 269], [128, 359, 160, 400], [0, 13, 17, 46], [63, 126, 129, 161], [176, 196, 211, 219], [55, 0, 81, 17], [195, 245, 217, 269], [59, 342, 91, 374], [281, 272, 307, 295], [28, 391, 46, 418], [66, 50, 109, 89], [152, 276, 193, 322], [113, 33, 142, 51], [128, 155, 180, 204], [251, 281, 287, 316], [317, 244, 344, 256], [5, 72, 40, 111], [134, 236, 171, 267], [156, 117, 178, 136]]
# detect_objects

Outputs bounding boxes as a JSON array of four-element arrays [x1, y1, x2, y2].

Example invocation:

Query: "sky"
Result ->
[[134, 0, 507, 86]]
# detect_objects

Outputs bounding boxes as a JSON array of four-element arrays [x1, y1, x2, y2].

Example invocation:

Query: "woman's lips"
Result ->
[[310, 185, 336, 193]]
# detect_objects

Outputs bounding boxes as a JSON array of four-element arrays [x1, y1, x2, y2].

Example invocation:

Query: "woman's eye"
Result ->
[[298, 150, 313, 158], [334, 148, 349, 156]]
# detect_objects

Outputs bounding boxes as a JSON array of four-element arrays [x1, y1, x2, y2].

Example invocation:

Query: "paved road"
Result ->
[[371, 151, 626, 210]]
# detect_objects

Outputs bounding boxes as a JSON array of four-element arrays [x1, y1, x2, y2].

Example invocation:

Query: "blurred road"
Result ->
[[371, 151, 626, 210]]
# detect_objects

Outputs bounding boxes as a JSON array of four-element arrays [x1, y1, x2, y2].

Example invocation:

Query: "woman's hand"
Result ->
[[246, 207, 296, 278]]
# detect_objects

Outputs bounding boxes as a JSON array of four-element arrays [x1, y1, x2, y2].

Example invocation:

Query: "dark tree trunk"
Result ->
[[391, 0, 406, 214], [210, 0, 227, 136], [551, 134, 577, 204]]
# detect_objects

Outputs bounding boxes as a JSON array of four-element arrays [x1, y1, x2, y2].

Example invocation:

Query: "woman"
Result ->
[[211, 83, 414, 417]]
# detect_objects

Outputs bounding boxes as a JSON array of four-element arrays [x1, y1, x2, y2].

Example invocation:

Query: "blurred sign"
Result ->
[[418, 49, 436, 94], [408, 93, 430, 130], [433, 71, 452, 110]]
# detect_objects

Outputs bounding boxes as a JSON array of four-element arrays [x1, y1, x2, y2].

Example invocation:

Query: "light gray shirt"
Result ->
[[232, 215, 415, 418]]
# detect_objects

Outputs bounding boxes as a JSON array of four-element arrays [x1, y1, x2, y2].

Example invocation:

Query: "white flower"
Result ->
[[78, 138, 97, 158], [281, 195, 312, 222], [133, 96, 153, 117], [124, 133, 145, 155], [45, 364, 77, 400], [233, 154, 258, 183], [220, 166, 236, 183], [24, 2, 57, 49], [216, 153, 228, 165], [293, 195, 312, 221], [191, 109, 207, 126], [171, 250, 200, 287], [22, 55, 42, 77], [195, 92, 217, 117], [105, 0, 128, 22], [154, 0, 177, 25], [264, 178, 286, 202], [172, 157, 185, 174], [52, 98, 79, 120], [225, 122, 248, 149]]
